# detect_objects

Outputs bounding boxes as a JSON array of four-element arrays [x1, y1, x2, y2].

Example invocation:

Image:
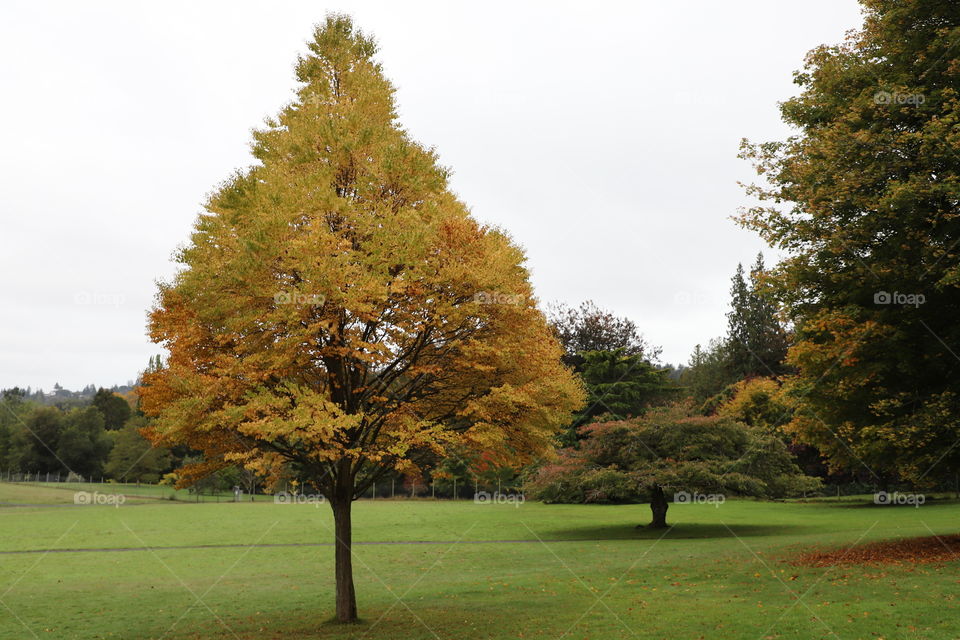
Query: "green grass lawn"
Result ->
[[0, 481, 272, 505], [1, 486, 958, 639]]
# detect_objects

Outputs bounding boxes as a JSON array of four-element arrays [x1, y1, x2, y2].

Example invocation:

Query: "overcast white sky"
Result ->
[[0, 0, 865, 390]]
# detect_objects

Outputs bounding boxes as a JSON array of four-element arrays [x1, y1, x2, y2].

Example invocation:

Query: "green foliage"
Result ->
[[739, 0, 960, 485], [548, 300, 661, 369], [681, 257, 790, 405], [527, 406, 821, 505], [56, 407, 112, 478], [680, 339, 733, 405], [561, 349, 675, 445], [105, 417, 171, 484], [92, 388, 132, 430], [725, 255, 790, 380], [6, 406, 64, 474]]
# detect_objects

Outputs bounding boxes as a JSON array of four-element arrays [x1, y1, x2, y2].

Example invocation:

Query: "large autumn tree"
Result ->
[[739, 0, 960, 486], [139, 16, 584, 623]]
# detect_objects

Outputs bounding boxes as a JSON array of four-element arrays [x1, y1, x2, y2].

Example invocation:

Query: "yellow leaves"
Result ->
[[140, 15, 585, 491]]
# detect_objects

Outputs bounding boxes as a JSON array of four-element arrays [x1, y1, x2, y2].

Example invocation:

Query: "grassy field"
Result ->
[[0, 481, 270, 505], [1, 485, 958, 639]]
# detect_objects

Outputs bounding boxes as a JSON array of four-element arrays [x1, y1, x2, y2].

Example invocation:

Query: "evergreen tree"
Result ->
[[726, 254, 790, 379], [563, 349, 674, 445]]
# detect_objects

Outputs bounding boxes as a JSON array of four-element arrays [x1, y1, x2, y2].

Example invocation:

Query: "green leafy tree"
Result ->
[[527, 405, 820, 528], [679, 340, 732, 405], [92, 388, 132, 430], [548, 300, 661, 369], [562, 349, 675, 445], [7, 406, 63, 473], [739, 0, 960, 486], [0, 389, 31, 468], [105, 417, 171, 483], [57, 407, 111, 479], [682, 257, 790, 406]]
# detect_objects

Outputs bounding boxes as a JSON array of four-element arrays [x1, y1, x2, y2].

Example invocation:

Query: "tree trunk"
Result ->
[[331, 495, 358, 622], [648, 484, 669, 528]]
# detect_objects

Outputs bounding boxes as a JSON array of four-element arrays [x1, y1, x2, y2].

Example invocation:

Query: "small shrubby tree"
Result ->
[[526, 405, 820, 528]]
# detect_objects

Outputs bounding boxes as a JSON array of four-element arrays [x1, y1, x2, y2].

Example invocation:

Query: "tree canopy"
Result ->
[[526, 405, 820, 527], [739, 0, 960, 486], [139, 15, 584, 623], [548, 300, 660, 369]]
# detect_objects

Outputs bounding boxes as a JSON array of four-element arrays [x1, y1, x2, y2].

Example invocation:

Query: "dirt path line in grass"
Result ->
[[0, 537, 634, 555]]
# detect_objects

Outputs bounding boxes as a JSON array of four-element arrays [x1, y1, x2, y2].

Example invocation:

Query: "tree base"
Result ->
[[636, 522, 671, 529], [323, 615, 364, 626]]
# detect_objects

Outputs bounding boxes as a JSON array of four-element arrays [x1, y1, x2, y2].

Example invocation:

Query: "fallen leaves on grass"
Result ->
[[791, 534, 960, 567]]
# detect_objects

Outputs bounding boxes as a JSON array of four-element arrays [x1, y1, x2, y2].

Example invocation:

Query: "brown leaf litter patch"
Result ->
[[791, 534, 960, 567]]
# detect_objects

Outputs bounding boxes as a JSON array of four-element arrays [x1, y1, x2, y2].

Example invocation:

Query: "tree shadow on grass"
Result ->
[[814, 497, 960, 510], [537, 521, 813, 541]]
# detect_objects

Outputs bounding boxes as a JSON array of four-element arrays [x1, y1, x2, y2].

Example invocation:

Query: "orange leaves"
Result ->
[[139, 16, 584, 493], [792, 534, 960, 567]]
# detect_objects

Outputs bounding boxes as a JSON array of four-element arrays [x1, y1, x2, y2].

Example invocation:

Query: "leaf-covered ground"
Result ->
[[792, 532, 960, 567]]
